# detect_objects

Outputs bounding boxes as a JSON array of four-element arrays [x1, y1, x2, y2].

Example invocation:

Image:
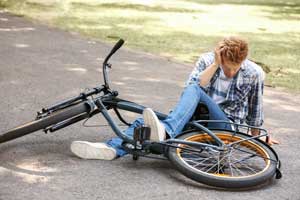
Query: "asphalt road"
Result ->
[[0, 11, 300, 200]]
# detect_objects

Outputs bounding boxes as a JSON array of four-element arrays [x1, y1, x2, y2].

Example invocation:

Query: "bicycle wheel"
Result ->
[[0, 102, 90, 144], [168, 130, 277, 188]]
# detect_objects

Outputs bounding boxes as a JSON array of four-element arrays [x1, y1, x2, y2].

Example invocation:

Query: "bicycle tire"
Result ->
[[0, 102, 90, 144], [168, 130, 277, 188]]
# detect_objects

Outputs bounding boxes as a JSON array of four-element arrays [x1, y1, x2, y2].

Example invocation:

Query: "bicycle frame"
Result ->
[[98, 95, 227, 150]]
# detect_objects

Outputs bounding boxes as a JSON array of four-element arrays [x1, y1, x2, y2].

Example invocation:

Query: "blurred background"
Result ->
[[1, 0, 300, 91]]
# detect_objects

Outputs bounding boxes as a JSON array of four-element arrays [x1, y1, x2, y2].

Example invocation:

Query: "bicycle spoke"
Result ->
[[184, 154, 215, 167], [228, 160, 235, 177], [204, 153, 229, 173], [231, 162, 246, 176], [227, 146, 266, 176], [227, 148, 235, 176], [232, 154, 257, 165], [181, 148, 220, 170], [175, 132, 274, 180], [230, 156, 260, 175], [184, 156, 210, 163], [232, 146, 274, 162]]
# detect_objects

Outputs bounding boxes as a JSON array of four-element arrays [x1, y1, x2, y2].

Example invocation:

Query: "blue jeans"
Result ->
[[106, 84, 230, 156]]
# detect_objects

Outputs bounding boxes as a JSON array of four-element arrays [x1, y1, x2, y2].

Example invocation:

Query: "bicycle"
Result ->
[[0, 39, 282, 189]]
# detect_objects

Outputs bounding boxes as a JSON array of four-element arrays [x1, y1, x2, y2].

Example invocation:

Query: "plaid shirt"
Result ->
[[186, 52, 264, 127]]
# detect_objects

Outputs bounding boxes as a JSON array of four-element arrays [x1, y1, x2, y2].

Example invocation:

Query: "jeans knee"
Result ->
[[186, 83, 204, 97]]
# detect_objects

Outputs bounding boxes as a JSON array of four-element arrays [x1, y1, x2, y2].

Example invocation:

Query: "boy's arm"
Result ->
[[186, 49, 221, 87], [199, 48, 221, 87]]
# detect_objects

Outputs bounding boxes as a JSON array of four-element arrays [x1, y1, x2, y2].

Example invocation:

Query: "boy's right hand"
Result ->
[[214, 47, 223, 66]]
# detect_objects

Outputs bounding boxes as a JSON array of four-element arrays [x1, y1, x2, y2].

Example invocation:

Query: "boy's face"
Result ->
[[221, 57, 242, 78]]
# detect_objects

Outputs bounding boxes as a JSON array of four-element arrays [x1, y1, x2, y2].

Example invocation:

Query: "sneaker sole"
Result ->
[[70, 141, 116, 160]]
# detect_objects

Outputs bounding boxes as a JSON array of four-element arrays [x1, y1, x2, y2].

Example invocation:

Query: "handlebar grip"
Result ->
[[102, 39, 125, 89], [109, 39, 124, 56]]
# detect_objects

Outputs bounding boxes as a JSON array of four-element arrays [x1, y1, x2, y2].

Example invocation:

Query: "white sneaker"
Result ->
[[143, 108, 166, 141], [70, 141, 117, 160]]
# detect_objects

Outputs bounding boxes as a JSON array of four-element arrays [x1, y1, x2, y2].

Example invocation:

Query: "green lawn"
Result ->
[[1, 0, 300, 91]]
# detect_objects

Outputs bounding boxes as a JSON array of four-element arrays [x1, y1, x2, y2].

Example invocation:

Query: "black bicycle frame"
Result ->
[[94, 95, 227, 150]]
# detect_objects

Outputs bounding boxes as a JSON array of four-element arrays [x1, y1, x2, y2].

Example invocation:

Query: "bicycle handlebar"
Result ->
[[103, 39, 124, 64], [103, 39, 125, 89], [38, 39, 125, 116]]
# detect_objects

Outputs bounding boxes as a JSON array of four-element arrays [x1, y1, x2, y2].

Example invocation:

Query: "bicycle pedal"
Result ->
[[134, 125, 151, 144]]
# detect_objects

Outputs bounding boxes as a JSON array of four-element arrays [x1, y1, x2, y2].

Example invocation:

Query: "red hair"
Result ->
[[218, 36, 248, 64]]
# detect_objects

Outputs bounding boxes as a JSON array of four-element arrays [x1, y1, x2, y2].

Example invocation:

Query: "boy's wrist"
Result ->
[[211, 63, 219, 69]]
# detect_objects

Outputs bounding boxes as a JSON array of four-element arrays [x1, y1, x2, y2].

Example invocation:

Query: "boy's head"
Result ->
[[218, 36, 248, 65], [217, 36, 248, 78]]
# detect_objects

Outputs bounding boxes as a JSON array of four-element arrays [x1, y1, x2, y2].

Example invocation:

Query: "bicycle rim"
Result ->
[[168, 131, 277, 188], [177, 133, 271, 178]]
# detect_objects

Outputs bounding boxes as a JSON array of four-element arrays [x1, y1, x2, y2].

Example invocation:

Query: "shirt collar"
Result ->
[[240, 60, 247, 71]]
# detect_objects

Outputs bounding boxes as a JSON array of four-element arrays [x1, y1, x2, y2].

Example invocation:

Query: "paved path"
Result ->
[[0, 11, 300, 200]]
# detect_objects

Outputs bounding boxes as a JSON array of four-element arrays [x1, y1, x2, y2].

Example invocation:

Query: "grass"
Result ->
[[1, 0, 300, 91]]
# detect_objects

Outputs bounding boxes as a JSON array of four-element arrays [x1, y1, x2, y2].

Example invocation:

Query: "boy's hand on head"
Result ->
[[214, 47, 223, 66]]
